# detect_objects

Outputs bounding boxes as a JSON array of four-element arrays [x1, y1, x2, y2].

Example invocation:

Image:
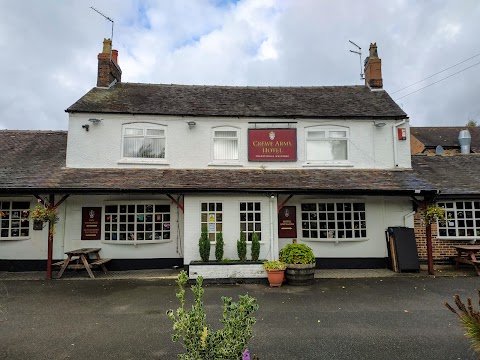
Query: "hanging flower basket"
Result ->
[[30, 204, 59, 224]]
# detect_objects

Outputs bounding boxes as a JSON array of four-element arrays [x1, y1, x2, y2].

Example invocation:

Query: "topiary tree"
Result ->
[[198, 225, 210, 262], [237, 231, 247, 262], [215, 231, 224, 262], [251, 232, 260, 262]]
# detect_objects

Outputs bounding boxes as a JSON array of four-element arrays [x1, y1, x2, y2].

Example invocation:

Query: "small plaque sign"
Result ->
[[278, 206, 297, 238], [81, 207, 102, 240]]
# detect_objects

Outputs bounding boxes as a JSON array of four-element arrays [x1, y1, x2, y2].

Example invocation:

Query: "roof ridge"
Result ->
[[117, 82, 368, 89]]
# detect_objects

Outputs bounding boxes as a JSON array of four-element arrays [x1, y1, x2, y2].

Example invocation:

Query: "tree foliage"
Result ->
[[251, 232, 260, 261], [166, 271, 259, 359], [237, 231, 247, 262], [215, 231, 224, 262]]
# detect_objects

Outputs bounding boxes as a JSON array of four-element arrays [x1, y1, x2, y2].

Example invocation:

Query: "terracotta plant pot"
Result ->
[[266, 269, 285, 287]]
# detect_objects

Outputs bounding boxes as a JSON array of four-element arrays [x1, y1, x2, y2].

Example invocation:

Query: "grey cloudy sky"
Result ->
[[0, 0, 479, 130]]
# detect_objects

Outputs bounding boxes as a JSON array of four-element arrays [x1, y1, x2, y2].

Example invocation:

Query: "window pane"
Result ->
[[125, 128, 143, 135], [124, 137, 165, 158], [307, 131, 325, 139], [146, 129, 165, 136], [307, 140, 347, 161], [329, 131, 347, 138], [214, 139, 238, 160], [214, 131, 237, 138]]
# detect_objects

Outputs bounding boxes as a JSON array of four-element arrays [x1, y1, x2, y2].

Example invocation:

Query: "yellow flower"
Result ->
[[201, 326, 208, 349]]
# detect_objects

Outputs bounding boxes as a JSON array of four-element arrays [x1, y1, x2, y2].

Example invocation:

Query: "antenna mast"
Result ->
[[91, 7, 114, 58], [349, 40, 364, 81]]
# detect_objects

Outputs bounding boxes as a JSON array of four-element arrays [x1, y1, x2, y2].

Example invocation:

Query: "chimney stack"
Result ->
[[364, 43, 383, 89], [97, 38, 122, 88]]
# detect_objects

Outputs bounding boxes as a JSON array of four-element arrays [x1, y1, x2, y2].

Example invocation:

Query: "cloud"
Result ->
[[0, 0, 479, 130]]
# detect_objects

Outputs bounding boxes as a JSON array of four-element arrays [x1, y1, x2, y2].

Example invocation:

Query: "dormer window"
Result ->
[[122, 123, 166, 159], [213, 127, 239, 161], [305, 126, 348, 162]]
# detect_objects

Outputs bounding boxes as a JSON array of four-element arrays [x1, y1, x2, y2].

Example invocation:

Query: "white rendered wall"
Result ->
[[277, 196, 414, 259], [183, 195, 275, 265], [0, 196, 66, 260], [66, 113, 411, 169], [61, 195, 183, 260]]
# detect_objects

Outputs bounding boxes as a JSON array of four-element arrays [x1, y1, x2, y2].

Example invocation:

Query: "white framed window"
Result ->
[[201, 202, 223, 242], [240, 202, 261, 241], [0, 201, 30, 239], [305, 126, 348, 162], [122, 123, 166, 159], [213, 127, 239, 161], [437, 201, 480, 238], [104, 203, 170, 243], [301, 202, 366, 240]]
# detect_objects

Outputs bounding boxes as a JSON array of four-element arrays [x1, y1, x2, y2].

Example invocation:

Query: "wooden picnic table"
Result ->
[[453, 245, 480, 276], [54, 248, 111, 279]]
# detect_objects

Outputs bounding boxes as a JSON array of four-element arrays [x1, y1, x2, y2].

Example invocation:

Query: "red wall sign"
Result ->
[[81, 207, 102, 240], [248, 129, 297, 161], [278, 206, 297, 238]]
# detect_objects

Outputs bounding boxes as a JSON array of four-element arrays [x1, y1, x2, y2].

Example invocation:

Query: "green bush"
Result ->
[[279, 243, 315, 264], [262, 260, 286, 271], [251, 232, 260, 261], [237, 231, 247, 262], [198, 225, 210, 262], [166, 271, 258, 359], [215, 232, 224, 262]]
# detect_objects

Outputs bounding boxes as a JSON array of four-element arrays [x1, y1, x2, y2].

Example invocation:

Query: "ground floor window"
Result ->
[[104, 204, 170, 242], [437, 201, 480, 238], [301, 202, 366, 239], [0, 201, 30, 239], [201, 202, 223, 242], [240, 202, 261, 241]]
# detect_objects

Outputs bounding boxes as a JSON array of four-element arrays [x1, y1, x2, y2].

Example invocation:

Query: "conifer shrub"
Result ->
[[215, 231, 224, 262], [251, 232, 260, 261], [237, 231, 247, 262], [198, 225, 210, 262]]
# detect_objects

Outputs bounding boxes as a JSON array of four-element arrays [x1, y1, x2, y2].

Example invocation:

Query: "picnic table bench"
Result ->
[[54, 248, 111, 279], [453, 245, 480, 276]]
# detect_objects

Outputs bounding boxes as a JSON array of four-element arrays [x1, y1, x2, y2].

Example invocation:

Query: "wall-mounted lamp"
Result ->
[[89, 118, 102, 124], [82, 124, 90, 131], [374, 122, 386, 128], [187, 121, 196, 129]]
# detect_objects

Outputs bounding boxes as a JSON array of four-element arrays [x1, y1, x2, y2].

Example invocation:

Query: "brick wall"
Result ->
[[414, 207, 471, 263]]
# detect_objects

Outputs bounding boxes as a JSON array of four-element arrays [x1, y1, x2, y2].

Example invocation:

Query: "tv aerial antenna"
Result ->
[[349, 40, 364, 81], [90, 7, 114, 57]]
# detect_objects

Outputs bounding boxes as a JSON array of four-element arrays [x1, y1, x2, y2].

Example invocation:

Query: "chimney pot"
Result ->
[[111, 49, 118, 64], [102, 38, 112, 54]]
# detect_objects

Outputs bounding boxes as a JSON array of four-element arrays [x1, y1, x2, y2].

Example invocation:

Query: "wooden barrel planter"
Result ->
[[285, 263, 316, 286]]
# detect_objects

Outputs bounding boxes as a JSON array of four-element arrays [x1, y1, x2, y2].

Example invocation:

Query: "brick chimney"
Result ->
[[364, 43, 382, 89], [97, 38, 122, 88]]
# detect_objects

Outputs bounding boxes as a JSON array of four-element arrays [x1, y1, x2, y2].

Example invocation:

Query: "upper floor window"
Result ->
[[437, 201, 480, 238], [305, 126, 348, 162], [213, 127, 239, 161], [123, 123, 166, 159]]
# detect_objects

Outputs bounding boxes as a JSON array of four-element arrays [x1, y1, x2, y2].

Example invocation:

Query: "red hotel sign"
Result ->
[[248, 129, 297, 161], [81, 207, 102, 240]]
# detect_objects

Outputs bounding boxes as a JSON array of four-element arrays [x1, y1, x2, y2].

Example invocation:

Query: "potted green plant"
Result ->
[[262, 260, 287, 287], [279, 243, 316, 286]]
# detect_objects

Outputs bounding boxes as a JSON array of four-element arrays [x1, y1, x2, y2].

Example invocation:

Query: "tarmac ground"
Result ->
[[0, 269, 479, 359]]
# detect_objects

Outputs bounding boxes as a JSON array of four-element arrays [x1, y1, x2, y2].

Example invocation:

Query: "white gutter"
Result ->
[[269, 195, 276, 261], [393, 119, 407, 167]]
